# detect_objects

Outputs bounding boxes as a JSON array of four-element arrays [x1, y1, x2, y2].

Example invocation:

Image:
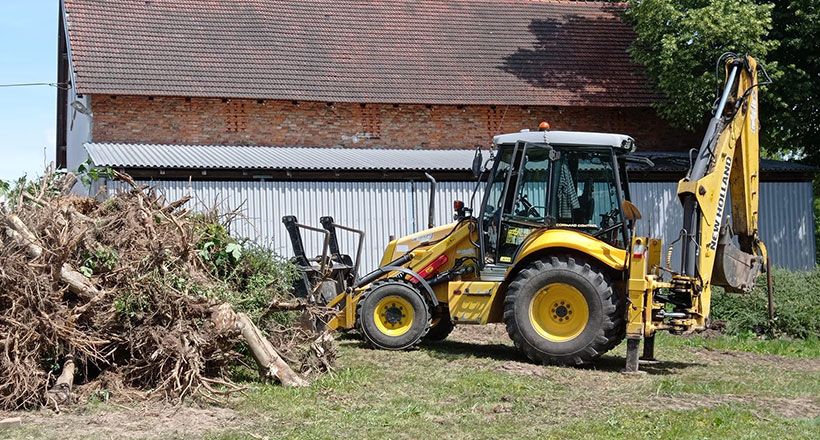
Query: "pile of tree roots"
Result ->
[[0, 171, 333, 410]]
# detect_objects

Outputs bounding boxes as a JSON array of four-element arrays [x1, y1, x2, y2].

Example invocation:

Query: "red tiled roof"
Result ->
[[63, 0, 658, 106]]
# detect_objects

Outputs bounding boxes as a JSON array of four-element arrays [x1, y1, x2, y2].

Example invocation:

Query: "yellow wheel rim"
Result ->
[[528, 283, 589, 342], [373, 295, 415, 337]]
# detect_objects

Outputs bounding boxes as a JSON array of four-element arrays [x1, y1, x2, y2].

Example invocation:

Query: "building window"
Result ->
[[225, 100, 248, 133]]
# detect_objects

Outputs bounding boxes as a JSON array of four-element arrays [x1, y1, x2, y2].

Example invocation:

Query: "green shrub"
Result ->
[[193, 216, 299, 321], [216, 245, 300, 321], [711, 267, 820, 339]]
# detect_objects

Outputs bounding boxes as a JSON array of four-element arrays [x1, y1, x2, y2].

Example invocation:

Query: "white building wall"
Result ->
[[65, 91, 93, 172]]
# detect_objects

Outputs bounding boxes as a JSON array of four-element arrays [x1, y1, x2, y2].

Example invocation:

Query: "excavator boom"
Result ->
[[677, 54, 766, 300]]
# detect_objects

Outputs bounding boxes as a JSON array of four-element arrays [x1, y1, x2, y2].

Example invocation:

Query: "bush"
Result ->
[[711, 267, 820, 339], [194, 216, 299, 321]]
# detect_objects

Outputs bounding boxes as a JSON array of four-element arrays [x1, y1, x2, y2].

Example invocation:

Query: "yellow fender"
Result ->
[[512, 228, 628, 272]]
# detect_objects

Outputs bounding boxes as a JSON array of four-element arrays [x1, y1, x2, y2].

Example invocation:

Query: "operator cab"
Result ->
[[479, 129, 637, 266]]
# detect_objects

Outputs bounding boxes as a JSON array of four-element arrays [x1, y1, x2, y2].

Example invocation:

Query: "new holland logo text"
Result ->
[[708, 156, 732, 251]]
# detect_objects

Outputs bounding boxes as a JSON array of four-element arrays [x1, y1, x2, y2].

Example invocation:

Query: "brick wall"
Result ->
[[91, 95, 698, 151]]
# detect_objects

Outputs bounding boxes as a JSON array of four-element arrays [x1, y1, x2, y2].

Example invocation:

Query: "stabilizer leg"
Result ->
[[640, 334, 660, 365], [622, 338, 644, 374]]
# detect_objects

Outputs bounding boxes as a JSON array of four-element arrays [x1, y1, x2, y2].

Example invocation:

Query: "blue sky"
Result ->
[[0, 2, 57, 181]]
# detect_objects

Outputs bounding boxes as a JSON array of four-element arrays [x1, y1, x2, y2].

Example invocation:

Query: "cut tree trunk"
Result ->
[[47, 355, 76, 407], [236, 312, 308, 387]]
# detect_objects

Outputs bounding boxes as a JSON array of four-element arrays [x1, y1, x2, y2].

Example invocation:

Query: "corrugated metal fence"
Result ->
[[106, 179, 815, 271], [630, 181, 816, 270]]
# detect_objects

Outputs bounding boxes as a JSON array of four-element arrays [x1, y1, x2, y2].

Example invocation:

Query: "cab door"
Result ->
[[479, 142, 556, 265]]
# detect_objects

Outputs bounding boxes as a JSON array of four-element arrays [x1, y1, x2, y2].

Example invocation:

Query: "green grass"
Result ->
[[662, 332, 820, 358], [5, 329, 819, 440], [201, 330, 819, 440]]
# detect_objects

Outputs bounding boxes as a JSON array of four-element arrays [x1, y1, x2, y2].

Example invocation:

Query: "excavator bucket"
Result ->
[[712, 226, 763, 293]]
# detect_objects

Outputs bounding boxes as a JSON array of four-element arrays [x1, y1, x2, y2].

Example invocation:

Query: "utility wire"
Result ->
[[0, 82, 70, 90]]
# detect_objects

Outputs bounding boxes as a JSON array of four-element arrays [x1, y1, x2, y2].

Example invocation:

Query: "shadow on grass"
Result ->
[[338, 331, 706, 375], [589, 355, 706, 375], [423, 339, 706, 375], [422, 339, 528, 362]]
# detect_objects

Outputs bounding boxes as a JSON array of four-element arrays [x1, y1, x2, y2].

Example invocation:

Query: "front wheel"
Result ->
[[356, 280, 431, 350], [503, 256, 624, 365]]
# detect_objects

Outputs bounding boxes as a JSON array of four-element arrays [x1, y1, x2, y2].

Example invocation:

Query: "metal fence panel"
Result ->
[[629, 181, 815, 270], [107, 179, 815, 272]]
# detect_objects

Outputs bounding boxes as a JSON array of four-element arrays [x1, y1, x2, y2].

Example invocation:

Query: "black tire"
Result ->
[[356, 280, 432, 350], [423, 306, 455, 342], [503, 256, 624, 365]]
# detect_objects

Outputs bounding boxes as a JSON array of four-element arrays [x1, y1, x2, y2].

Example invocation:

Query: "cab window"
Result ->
[[552, 150, 624, 247]]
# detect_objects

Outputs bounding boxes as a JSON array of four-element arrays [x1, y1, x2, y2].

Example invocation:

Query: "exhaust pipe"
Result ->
[[425, 172, 436, 229]]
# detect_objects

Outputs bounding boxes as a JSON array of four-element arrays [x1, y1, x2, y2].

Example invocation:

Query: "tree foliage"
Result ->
[[626, 0, 819, 160], [626, 0, 776, 132], [764, 0, 820, 162]]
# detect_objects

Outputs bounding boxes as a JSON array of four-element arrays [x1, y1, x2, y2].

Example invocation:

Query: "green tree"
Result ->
[[764, 0, 819, 161], [627, 0, 820, 262], [627, 0, 819, 158], [626, 0, 777, 132]]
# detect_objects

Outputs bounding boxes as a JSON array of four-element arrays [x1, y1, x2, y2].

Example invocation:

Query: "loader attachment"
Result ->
[[282, 215, 331, 300], [282, 215, 363, 305]]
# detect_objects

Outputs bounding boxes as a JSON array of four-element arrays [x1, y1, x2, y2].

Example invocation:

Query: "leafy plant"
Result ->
[[77, 159, 115, 188], [196, 220, 245, 277], [79, 246, 119, 277], [192, 215, 297, 320], [113, 290, 150, 318], [711, 267, 820, 339]]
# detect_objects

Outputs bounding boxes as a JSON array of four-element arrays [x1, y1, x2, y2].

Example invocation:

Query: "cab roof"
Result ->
[[493, 130, 636, 153]]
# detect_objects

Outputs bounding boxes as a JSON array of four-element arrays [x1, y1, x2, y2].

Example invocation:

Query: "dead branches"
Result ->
[[0, 171, 331, 410]]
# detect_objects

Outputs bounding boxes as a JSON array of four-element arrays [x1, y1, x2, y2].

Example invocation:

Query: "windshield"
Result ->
[[551, 149, 625, 247], [479, 144, 627, 265]]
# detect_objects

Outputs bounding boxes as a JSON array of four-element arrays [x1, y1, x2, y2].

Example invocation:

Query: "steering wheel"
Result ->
[[515, 194, 540, 218], [599, 208, 620, 228]]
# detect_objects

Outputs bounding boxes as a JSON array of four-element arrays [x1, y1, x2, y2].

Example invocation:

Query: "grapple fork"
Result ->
[[282, 215, 364, 305]]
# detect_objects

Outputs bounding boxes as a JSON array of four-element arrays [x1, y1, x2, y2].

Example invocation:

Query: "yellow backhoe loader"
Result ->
[[283, 54, 772, 372]]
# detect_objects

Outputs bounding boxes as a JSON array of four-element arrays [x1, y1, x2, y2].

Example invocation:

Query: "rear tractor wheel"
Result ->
[[356, 280, 432, 350], [503, 256, 624, 365]]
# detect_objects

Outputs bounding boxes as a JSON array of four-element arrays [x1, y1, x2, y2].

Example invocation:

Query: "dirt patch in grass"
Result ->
[[648, 394, 820, 419], [0, 404, 242, 439], [689, 347, 820, 372], [449, 323, 511, 345], [495, 360, 551, 378]]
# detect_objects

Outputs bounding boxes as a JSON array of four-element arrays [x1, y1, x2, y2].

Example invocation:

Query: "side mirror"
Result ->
[[472, 150, 483, 178], [621, 200, 642, 221]]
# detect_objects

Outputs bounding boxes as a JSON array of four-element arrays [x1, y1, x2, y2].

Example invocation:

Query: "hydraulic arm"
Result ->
[[676, 54, 767, 325]]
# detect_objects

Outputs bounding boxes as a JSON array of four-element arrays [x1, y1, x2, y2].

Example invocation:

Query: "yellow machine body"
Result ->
[[329, 224, 630, 331], [303, 54, 767, 372]]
